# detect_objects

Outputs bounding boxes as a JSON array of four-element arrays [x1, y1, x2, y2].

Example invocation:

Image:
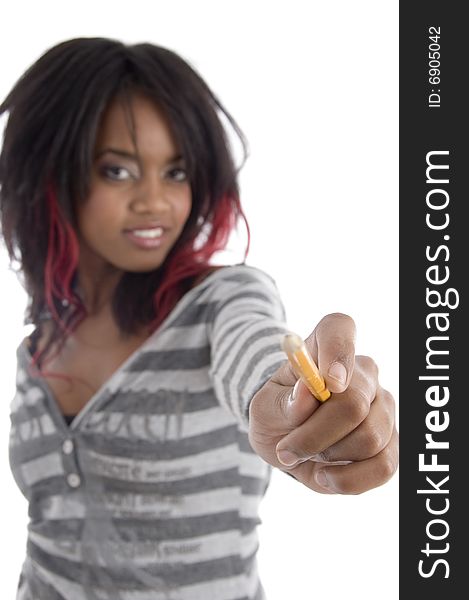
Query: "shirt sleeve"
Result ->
[[208, 265, 290, 430]]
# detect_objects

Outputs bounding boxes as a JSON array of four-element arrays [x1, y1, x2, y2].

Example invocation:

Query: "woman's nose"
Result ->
[[131, 174, 169, 213]]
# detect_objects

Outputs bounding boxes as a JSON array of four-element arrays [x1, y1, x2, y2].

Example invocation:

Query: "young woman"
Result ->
[[0, 37, 398, 600]]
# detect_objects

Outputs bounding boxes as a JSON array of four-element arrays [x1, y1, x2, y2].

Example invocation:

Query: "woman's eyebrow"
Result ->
[[95, 148, 185, 163], [94, 148, 139, 161], [169, 154, 185, 163]]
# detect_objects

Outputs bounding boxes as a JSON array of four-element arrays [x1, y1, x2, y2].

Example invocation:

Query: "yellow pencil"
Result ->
[[282, 333, 331, 402]]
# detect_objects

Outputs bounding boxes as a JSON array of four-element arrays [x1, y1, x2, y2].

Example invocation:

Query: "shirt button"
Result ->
[[67, 473, 81, 488], [62, 439, 74, 455]]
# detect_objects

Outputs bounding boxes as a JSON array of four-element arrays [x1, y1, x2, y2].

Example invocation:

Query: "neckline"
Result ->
[[18, 264, 242, 431]]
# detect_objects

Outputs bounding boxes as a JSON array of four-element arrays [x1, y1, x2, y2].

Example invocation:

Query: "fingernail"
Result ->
[[277, 448, 299, 467], [287, 380, 301, 410], [315, 469, 329, 489], [328, 362, 347, 386]]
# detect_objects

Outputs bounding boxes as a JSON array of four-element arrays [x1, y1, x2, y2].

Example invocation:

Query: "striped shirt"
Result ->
[[9, 264, 289, 600]]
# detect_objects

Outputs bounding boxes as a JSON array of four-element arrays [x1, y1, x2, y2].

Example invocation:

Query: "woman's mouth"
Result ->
[[124, 227, 166, 249]]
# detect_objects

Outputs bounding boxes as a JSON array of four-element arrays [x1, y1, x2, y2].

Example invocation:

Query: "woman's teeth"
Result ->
[[131, 228, 163, 238]]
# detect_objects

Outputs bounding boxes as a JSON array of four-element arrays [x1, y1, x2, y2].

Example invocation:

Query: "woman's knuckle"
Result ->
[[381, 387, 396, 412], [356, 354, 379, 378], [362, 424, 385, 456], [377, 445, 399, 482], [346, 389, 370, 423]]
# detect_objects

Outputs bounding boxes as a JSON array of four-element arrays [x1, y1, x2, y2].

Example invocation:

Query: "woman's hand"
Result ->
[[248, 313, 399, 494]]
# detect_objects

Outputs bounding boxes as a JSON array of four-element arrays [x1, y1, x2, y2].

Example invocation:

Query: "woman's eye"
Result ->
[[167, 167, 187, 182], [100, 165, 134, 181]]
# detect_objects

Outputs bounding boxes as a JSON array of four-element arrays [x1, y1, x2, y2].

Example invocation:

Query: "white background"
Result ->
[[0, 1, 398, 598]]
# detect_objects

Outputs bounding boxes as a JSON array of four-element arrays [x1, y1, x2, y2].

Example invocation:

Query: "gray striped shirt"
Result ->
[[9, 265, 289, 600]]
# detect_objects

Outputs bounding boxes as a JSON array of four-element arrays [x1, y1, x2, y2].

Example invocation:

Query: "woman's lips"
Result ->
[[124, 226, 166, 249]]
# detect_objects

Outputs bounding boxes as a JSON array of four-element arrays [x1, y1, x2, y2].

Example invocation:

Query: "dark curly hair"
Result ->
[[0, 37, 249, 363]]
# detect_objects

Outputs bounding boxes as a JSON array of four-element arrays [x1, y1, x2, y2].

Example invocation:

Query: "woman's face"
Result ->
[[76, 93, 192, 277]]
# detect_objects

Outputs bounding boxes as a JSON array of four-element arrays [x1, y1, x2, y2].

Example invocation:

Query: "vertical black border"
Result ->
[[400, 2, 466, 596]]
